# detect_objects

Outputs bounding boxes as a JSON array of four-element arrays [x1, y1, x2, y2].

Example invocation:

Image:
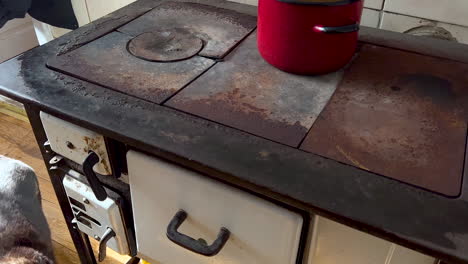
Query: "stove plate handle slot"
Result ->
[[83, 151, 108, 201], [166, 210, 230, 257]]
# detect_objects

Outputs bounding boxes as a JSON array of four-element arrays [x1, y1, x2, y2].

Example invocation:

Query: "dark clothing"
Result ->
[[0, 0, 77, 29], [0, 0, 31, 28]]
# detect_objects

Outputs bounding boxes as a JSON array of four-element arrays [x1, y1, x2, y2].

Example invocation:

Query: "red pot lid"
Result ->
[[277, 0, 361, 5]]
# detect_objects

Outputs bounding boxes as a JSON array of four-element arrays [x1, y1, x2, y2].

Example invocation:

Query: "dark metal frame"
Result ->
[[26, 105, 139, 263], [26, 105, 98, 264]]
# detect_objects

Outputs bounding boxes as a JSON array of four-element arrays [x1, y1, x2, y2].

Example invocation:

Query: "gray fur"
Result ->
[[0, 156, 54, 263]]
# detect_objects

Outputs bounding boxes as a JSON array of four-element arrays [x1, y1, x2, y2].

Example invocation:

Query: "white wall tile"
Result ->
[[0, 20, 38, 62], [86, 0, 137, 21], [384, 0, 468, 28], [230, 0, 378, 27], [361, 8, 380, 28], [381, 12, 468, 44], [0, 16, 33, 34], [71, 0, 91, 26], [364, 0, 383, 10]]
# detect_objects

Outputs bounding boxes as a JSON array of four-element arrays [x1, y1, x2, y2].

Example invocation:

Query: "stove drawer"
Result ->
[[40, 112, 112, 175], [306, 217, 435, 264], [127, 150, 304, 264]]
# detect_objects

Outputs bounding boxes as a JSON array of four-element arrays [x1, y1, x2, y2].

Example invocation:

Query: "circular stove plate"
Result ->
[[127, 30, 204, 62]]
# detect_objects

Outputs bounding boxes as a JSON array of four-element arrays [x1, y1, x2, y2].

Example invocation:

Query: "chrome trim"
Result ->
[[314, 23, 360, 33]]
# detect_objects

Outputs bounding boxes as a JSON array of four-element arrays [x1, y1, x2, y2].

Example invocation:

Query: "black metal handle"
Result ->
[[83, 151, 107, 201], [166, 210, 230, 256], [314, 23, 360, 34], [98, 227, 116, 262]]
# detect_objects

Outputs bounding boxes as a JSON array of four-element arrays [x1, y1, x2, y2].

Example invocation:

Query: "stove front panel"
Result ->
[[47, 32, 214, 104], [301, 44, 468, 197]]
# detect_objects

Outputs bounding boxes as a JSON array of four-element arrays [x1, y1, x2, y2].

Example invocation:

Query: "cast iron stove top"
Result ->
[[47, 1, 257, 104], [46, 1, 468, 196], [3, 0, 468, 262]]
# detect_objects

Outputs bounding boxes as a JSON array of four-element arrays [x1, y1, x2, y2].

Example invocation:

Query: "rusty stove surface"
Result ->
[[47, 32, 214, 104], [5, 1, 468, 261], [46, 1, 256, 104], [44, 0, 468, 197], [166, 33, 343, 147], [118, 1, 257, 59], [301, 44, 468, 196]]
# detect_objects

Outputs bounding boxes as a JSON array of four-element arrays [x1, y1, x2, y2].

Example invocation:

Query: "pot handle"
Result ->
[[313, 23, 360, 34]]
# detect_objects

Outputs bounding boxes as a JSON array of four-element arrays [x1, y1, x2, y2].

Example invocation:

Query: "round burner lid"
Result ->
[[127, 29, 204, 62]]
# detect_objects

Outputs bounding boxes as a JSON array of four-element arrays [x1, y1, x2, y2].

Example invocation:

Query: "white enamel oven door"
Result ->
[[306, 216, 436, 264], [127, 150, 304, 264]]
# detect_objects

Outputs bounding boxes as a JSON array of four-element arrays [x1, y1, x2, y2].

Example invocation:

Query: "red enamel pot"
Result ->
[[258, 0, 364, 75]]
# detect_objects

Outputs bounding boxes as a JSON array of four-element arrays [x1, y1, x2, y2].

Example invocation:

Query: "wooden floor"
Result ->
[[0, 112, 130, 264]]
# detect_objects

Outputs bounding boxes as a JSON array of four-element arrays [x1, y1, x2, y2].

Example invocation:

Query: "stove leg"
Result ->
[[25, 105, 98, 264]]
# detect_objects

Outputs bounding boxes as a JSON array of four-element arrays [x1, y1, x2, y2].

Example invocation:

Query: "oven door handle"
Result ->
[[83, 151, 108, 201], [166, 210, 230, 256]]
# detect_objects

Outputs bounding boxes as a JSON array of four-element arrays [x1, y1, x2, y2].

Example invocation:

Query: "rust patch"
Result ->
[[57, 15, 132, 56], [159, 131, 200, 144], [48, 32, 214, 104], [167, 33, 344, 147], [117, 1, 257, 59], [170, 96, 309, 147], [301, 44, 468, 196], [127, 29, 204, 62]]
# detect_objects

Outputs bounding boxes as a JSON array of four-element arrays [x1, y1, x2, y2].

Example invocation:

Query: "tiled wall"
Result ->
[[37, 0, 468, 45], [231, 0, 468, 45], [361, 0, 468, 44], [33, 0, 136, 44], [0, 16, 38, 62]]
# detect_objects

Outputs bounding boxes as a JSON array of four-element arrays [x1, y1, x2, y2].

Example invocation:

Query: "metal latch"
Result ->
[[98, 227, 116, 262], [63, 174, 129, 261]]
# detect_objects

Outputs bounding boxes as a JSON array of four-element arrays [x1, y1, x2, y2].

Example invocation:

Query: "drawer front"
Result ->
[[307, 217, 392, 264], [388, 245, 436, 264], [127, 150, 304, 264], [307, 217, 435, 264], [40, 112, 112, 175]]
